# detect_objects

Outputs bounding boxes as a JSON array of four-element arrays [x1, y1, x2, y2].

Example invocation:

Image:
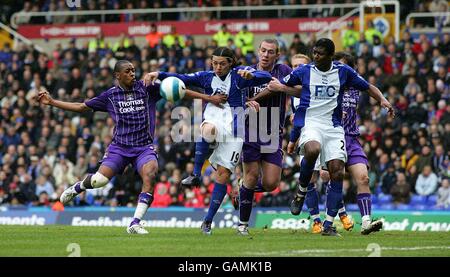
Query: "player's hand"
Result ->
[[237, 69, 254, 80], [208, 94, 227, 108], [267, 77, 283, 92], [381, 98, 395, 118], [144, 72, 159, 86], [287, 141, 297, 154], [289, 114, 294, 124], [246, 100, 260, 112], [36, 89, 53, 105]]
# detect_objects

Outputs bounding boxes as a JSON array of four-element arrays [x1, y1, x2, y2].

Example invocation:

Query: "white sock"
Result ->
[[133, 202, 149, 220], [338, 207, 346, 214], [311, 214, 320, 221], [362, 215, 371, 229]]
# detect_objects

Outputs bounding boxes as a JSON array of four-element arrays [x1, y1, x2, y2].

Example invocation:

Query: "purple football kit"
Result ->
[[342, 87, 369, 167], [243, 63, 292, 168], [85, 80, 160, 174]]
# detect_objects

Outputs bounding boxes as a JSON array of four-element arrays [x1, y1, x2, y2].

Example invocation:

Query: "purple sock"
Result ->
[[239, 184, 255, 223], [357, 193, 372, 217], [74, 182, 84, 193], [254, 179, 264, 192]]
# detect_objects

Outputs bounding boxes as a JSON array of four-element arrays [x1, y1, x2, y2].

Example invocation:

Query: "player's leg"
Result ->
[[290, 137, 321, 216], [259, 148, 283, 192], [322, 159, 345, 236], [60, 145, 127, 204], [305, 170, 322, 233], [238, 161, 260, 235], [203, 139, 242, 235], [60, 165, 114, 204], [348, 163, 382, 234], [182, 122, 217, 187], [203, 165, 231, 235], [321, 127, 347, 236], [127, 147, 159, 234]]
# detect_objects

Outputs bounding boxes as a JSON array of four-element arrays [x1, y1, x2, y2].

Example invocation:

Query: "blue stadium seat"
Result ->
[[346, 204, 359, 211], [396, 204, 411, 210], [378, 193, 392, 204], [372, 203, 380, 210], [411, 194, 427, 205], [380, 203, 394, 210], [413, 204, 427, 211], [371, 195, 378, 204], [427, 195, 438, 206], [320, 195, 327, 204]]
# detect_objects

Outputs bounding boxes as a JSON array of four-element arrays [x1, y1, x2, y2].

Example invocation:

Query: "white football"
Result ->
[[160, 76, 186, 102]]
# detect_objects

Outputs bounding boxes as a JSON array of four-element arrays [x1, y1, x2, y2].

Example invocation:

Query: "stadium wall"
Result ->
[[1, 207, 449, 232]]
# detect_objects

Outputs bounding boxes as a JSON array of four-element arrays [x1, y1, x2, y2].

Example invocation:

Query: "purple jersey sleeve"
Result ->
[[85, 90, 109, 112]]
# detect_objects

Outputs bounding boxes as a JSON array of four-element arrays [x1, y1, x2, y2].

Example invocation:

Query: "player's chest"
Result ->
[[112, 92, 147, 114], [308, 71, 341, 100]]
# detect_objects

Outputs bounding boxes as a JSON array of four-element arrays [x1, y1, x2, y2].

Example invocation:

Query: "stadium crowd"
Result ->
[[0, 1, 449, 210]]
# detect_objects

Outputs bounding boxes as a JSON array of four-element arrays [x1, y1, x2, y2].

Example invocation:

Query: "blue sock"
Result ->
[[204, 182, 227, 222], [239, 184, 254, 224], [306, 183, 320, 217], [325, 180, 343, 224], [193, 138, 209, 176], [338, 199, 347, 217], [253, 179, 265, 192], [299, 158, 315, 190]]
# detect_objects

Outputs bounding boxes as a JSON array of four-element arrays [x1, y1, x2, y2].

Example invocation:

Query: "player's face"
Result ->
[[258, 41, 279, 69], [212, 56, 232, 77], [291, 57, 309, 69], [117, 63, 136, 87], [312, 46, 331, 67]]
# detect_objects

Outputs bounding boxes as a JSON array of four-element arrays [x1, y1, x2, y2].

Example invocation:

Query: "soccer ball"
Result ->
[[160, 76, 186, 102]]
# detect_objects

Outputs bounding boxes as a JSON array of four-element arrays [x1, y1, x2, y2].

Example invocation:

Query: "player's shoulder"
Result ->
[[274, 63, 293, 74], [293, 63, 312, 74], [104, 85, 120, 96], [334, 61, 355, 72]]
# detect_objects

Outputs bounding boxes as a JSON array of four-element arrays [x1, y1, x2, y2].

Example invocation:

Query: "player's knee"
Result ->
[[329, 169, 344, 181], [201, 123, 217, 143], [244, 169, 259, 186], [91, 172, 109, 188], [357, 174, 370, 187], [304, 142, 320, 160]]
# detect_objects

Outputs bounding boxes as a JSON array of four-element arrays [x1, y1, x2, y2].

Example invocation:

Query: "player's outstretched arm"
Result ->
[[185, 89, 227, 108], [37, 89, 90, 113], [268, 78, 302, 97], [367, 84, 395, 118]]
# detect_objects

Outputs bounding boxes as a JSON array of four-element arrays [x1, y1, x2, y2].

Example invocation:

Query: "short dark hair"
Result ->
[[314, 38, 335, 56], [212, 47, 237, 65], [333, 51, 355, 69], [113, 60, 132, 74], [259, 38, 280, 53]]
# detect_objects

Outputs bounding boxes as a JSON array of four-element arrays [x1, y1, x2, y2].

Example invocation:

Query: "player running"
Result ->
[[37, 60, 162, 234], [302, 52, 386, 235], [279, 38, 394, 236], [145, 47, 271, 235], [236, 39, 294, 235]]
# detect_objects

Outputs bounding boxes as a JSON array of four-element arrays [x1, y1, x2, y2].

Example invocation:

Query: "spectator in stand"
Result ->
[[390, 172, 411, 204], [415, 165, 439, 196], [436, 178, 450, 208]]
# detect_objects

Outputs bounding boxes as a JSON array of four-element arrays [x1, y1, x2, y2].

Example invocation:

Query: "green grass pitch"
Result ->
[[0, 225, 449, 257]]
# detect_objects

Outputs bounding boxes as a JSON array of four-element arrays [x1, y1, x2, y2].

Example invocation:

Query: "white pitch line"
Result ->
[[245, 246, 450, 256]]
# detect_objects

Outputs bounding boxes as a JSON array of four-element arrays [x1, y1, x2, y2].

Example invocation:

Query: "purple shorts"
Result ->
[[345, 135, 368, 167], [242, 139, 283, 168], [101, 143, 158, 174]]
